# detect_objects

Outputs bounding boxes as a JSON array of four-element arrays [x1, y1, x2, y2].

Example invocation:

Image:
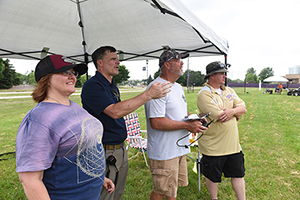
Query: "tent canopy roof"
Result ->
[[264, 76, 289, 82], [0, 0, 229, 64]]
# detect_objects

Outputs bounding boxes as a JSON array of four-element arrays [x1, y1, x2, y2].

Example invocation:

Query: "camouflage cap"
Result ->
[[204, 61, 228, 79], [159, 49, 189, 67]]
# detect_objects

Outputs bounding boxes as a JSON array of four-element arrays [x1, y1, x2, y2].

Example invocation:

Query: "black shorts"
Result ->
[[200, 151, 245, 183]]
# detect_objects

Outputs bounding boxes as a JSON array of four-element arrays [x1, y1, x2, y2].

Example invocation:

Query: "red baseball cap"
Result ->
[[35, 55, 87, 82]]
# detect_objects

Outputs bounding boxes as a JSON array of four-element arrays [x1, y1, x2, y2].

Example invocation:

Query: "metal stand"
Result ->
[[186, 150, 202, 192]]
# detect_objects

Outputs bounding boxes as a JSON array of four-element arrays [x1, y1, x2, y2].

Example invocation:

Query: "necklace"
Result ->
[[47, 96, 62, 104]]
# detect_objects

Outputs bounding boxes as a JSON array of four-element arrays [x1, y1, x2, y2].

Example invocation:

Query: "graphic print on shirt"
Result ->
[[182, 94, 186, 102], [64, 116, 105, 184], [227, 94, 233, 101]]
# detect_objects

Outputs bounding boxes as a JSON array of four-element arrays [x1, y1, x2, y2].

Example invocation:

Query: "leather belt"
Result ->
[[103, 142, 124, 150]]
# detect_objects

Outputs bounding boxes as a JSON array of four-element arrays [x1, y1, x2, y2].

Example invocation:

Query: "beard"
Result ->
[[171, 69, 183, 76]]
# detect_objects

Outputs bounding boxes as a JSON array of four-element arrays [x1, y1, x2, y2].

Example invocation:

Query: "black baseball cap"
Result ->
[[35, 55, 87, 82]]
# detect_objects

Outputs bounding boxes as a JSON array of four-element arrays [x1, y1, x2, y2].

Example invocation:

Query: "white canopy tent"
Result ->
[[264, 76, 289, 83], [0, 0, 229, 74]]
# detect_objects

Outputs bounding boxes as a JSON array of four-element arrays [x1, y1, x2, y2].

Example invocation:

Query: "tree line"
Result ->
[[0, 57, 275, 89], [0, 58, 24, 89], [241, 67, 274, 83], [0, 58, 132, 89], [0, 58, 206, 89]]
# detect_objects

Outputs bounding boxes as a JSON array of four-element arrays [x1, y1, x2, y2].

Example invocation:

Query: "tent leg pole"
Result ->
[[225, 54, 228, 86], [84, 52, 89, 80]]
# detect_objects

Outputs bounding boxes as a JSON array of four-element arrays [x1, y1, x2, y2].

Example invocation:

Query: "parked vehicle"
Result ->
[[287, 87, 300, 96]]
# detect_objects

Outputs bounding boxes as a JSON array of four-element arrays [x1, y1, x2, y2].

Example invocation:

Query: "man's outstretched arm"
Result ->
[[104, 82, 171, 119]]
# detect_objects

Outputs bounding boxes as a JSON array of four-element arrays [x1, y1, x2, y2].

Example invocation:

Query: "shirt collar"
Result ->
[[95, 71, 115, 86], [205, 83, 226, 92]]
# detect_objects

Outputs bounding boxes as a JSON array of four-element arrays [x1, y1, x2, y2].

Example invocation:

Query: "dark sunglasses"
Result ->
[[111, 88, 120, 102]]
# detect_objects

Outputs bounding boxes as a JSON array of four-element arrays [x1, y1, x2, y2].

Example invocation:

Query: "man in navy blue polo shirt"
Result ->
[[81, 46, 171, 200]]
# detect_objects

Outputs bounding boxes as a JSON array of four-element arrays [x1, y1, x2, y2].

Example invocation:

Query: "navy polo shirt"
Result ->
[[81, 71, 127, 145]]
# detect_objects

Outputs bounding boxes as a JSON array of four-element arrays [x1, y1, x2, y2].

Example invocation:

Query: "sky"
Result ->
[[8, 0, 300, 81]]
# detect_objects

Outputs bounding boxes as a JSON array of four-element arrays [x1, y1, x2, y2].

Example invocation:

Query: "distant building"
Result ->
[[284, 74, 300, 84], [285, 65, 300, 83], [289, 65, 300, 74]]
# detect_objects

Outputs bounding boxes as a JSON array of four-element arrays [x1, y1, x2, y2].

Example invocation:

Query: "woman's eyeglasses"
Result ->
[[111, 89, 120, 102], [61, 70, 79, 78]]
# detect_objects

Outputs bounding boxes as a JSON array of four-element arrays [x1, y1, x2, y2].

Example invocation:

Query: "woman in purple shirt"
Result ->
[[16, 55, 114, 200]]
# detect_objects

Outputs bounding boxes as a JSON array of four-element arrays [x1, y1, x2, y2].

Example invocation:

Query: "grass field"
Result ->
[[0, 87, 299, 199]]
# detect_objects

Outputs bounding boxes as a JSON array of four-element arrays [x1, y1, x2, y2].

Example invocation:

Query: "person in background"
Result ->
[[144, 49, 207, 200], [197, 61, 247, 200], [278, 83, 283, 94], [81, 46, 171, 200], [16, 55, 114, 200]]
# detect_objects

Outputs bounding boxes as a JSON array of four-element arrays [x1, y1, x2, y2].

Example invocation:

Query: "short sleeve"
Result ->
[[81, 80, 114, 116], [145, 97, 167, 119], [16, 117, 60, 172], [230, 88, 246, 108]]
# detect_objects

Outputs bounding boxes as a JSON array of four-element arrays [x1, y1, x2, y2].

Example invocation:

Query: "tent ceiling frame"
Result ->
[[121, 44, 225, 61], [0, 0, 228, 77], [0, 48, 84, 63], [1, 44, 225, 64]]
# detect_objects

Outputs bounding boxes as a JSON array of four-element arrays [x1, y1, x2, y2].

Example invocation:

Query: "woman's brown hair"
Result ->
[[31, 74, 52, 103]]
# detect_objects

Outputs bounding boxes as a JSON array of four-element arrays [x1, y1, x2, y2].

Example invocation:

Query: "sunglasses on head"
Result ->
[[212, 62, 230, 71], [219, 63, 226, 68], [221, 63, 231, 69]]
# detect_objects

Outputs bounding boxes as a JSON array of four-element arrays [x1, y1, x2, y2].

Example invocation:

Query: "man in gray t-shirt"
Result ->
[[144, 49, 207, 200]]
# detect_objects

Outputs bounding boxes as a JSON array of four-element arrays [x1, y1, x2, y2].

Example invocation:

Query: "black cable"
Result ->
[[176, 119, 214, 148], [0, 151, 15, 156], [176, 132, 204, 148], [0, 151, 16, 161]]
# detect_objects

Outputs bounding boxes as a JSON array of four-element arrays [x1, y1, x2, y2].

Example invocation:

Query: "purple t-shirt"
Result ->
[[16, 101, 105, 200]]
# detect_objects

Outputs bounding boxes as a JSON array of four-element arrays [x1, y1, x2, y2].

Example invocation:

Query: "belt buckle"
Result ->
[[104, 142, 123, 150], [117, 142, 123, 149]]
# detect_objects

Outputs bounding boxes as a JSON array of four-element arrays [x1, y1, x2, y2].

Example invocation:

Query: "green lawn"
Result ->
[[0, 87, 299, 199]]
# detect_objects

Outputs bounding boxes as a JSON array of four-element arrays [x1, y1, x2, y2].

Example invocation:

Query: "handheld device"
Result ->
[[106, 155, 119, 186], [183, 113, 214, 127], [177, 113, 214, 148]]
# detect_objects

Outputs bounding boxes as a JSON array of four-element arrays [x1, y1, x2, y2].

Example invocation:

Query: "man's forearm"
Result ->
[[150, 117, 207, 133], [150, 117, 186, 131], [233, 105, 247, 117], [104, 81, 171, 119], [104, 91, 151, 119]]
